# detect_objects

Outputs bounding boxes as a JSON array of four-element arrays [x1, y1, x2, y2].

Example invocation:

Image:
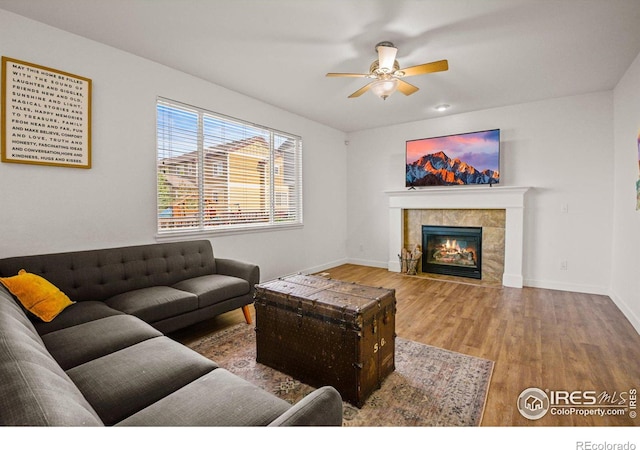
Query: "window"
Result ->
[[156, 98, 303, 235]]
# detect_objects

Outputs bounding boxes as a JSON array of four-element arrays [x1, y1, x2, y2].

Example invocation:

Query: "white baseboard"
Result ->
[[284, 258, 385, 280], [502, 273, 524, 288], [523, 278, 609, 296], [346, 258, 389, 269], [608, 289, 640, 336], [298, 258, 349, 276], [302, 258, 389, 274]]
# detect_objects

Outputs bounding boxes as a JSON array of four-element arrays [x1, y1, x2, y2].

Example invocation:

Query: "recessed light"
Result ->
[[434, 104, 450, 112]]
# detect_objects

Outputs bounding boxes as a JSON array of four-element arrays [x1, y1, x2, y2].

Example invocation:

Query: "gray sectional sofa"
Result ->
[[0, 240, 343, 426], [0, 240, 258, 334]]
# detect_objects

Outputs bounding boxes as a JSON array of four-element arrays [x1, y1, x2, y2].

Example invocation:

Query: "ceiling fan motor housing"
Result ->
[[375, 41, 396, 51], [369, 60, 401, 78]]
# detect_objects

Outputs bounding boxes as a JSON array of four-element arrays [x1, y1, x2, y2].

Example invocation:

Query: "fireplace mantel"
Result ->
[[386, 186, 531, 288]]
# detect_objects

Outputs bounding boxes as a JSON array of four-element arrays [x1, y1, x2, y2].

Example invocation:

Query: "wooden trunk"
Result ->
[[254, 274, 396, 407]]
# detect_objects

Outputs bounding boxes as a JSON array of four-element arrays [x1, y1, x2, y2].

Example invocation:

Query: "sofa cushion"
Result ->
[[0, 286, 42, 339], [66, 336, 218, 425], [0, 293, 103, 426], [0, 269, 74, 322], [173, 274, 250, 308], [267, 386, 344, 426], [34, 301, 125, 336], [41, 315, 163, 370], [116, 368, 291, 426], [105, 286, 198, 323]]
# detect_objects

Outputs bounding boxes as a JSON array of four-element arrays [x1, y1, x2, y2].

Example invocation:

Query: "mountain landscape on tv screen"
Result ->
[[406, 151, 500, 186]]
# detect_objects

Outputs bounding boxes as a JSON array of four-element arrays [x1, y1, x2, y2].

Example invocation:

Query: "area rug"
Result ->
[[184, 323, 494, 426]]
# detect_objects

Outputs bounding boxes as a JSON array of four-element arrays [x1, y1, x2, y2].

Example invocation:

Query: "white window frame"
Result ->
[[156, 97, 303, 239]]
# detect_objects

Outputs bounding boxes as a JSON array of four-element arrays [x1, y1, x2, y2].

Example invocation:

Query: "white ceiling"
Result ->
[[1, 0, 640, 132]]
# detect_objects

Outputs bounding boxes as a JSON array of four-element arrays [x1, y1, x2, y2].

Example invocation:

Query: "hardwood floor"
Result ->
[[174, 264, 640, 426]]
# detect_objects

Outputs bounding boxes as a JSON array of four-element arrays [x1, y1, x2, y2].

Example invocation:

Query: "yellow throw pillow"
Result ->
[[0, 269, 74, 322]]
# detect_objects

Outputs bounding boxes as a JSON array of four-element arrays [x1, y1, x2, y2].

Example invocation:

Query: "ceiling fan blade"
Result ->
[[397, 79, 419, 96], [348, 82, 374, 98], [400, 59, 449, 77], [326, 72, 369, 78]]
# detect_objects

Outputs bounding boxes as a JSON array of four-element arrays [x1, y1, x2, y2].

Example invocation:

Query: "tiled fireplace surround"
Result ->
[[386, 186, 530, 288]]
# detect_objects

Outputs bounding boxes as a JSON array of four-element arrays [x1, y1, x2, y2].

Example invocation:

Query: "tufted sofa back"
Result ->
[[0, 240, 216, 303]]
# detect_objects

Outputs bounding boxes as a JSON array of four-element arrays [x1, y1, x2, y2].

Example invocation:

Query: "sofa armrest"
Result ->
[[215, 258, 260, 291], [267, 386, 343, 426]]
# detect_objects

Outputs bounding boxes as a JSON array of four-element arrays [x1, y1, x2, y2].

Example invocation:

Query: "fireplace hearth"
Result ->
[[422, 225, 482, 279]]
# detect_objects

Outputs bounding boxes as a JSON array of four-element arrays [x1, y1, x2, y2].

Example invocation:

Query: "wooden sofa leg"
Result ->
[[241, 305, 252, 324]]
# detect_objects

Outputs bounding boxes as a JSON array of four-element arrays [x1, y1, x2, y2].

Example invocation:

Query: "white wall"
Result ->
[[0, 10, 348, 282], [1, 9, 634, 318], [346, 92, 614, 295], [611, 51, 640, 333]]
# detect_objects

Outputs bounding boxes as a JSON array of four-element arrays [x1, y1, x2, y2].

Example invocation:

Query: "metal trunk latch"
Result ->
[[296, 300, 303, 317]]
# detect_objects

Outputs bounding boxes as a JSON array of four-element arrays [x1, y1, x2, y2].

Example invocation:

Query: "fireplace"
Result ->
[[422, 225, 482, 279], [386, 186, 530, 287]]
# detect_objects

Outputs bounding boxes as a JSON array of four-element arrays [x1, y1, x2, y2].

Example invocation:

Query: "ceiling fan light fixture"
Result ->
[[370, 78, 398, 100], [376, 41, 398, 72]]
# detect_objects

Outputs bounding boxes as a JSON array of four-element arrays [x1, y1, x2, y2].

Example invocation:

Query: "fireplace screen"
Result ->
[[422, 225, 482, 279]]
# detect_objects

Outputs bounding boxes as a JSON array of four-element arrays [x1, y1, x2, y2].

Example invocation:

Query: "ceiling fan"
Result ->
[[326, 41, 448, 100]]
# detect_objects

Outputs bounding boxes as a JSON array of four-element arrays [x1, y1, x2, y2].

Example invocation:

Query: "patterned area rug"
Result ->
[[184, 323, 494, 426]]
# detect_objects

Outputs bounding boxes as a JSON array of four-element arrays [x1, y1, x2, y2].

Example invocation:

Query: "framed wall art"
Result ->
[[1, 57, 92, 169]]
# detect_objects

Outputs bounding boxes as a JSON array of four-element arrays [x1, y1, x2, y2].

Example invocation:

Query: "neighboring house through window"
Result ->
[[156, 98, 303, 235]]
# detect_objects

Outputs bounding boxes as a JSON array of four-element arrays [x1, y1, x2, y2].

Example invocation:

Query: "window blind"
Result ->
[[157, 98, 302, 234]]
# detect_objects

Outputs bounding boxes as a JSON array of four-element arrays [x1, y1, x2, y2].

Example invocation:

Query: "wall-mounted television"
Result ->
[[406, 129, 500, 187]]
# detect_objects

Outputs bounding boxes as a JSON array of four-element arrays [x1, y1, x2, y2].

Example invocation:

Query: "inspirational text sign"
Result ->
[[1, 57, 92, 168]]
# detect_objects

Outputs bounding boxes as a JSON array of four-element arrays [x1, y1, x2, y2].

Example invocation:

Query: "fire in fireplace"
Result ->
[[422, 225, 482, 279]]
